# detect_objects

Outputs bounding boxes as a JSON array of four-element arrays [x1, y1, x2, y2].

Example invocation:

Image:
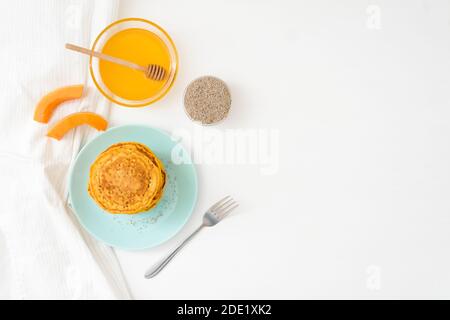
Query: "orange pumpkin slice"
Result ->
[[34, 85, 84, 123], [47, 112, 108, 140]]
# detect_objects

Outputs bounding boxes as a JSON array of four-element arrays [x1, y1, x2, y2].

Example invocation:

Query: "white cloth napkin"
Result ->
[[0, 0, 131, 299]]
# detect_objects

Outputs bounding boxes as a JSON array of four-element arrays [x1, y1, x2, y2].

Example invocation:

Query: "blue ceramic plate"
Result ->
[[68, 125, 197, 250]]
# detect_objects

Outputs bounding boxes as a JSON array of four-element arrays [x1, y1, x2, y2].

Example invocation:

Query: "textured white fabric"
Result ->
[[0, 0, 131, 299]]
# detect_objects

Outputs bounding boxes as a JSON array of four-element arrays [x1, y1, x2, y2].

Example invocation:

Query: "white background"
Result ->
[[110, 0, 450, 299]]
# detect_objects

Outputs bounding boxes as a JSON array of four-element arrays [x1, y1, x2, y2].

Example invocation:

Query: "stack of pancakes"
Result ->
[[88, 142, 166, 214]]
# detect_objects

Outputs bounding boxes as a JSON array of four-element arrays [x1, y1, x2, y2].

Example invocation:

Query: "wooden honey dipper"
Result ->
[[65, 43, 167, 81]]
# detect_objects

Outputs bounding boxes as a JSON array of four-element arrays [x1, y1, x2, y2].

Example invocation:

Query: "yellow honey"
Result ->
[[99, 28, 171, 102]]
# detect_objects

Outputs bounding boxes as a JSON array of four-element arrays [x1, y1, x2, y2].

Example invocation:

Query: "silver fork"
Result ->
[[144, 196, 238, 279]]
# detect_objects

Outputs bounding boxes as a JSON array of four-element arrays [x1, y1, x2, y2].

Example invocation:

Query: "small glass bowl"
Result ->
[[89, 18, 178, 107], [183, 76, 232, 126]]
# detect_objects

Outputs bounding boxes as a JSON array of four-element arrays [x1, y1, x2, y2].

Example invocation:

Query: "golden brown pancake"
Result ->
[[88, 142, 166, 214]]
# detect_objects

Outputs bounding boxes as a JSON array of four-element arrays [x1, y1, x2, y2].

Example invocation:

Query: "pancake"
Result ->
[[88, 142, 166, 214]]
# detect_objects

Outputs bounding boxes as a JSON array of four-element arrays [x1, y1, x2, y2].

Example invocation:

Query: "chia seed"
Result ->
[[184, 76, 231, 125]]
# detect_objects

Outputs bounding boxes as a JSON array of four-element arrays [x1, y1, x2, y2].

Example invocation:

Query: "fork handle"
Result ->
[[144, 225, 204, 279]]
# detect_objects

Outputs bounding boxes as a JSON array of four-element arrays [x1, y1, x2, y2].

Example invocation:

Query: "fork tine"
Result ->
[[215, 200, 236, 215], [209, 195, 231, 211], [213, 198, 235, 213], [217, 203, 239, 220]]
